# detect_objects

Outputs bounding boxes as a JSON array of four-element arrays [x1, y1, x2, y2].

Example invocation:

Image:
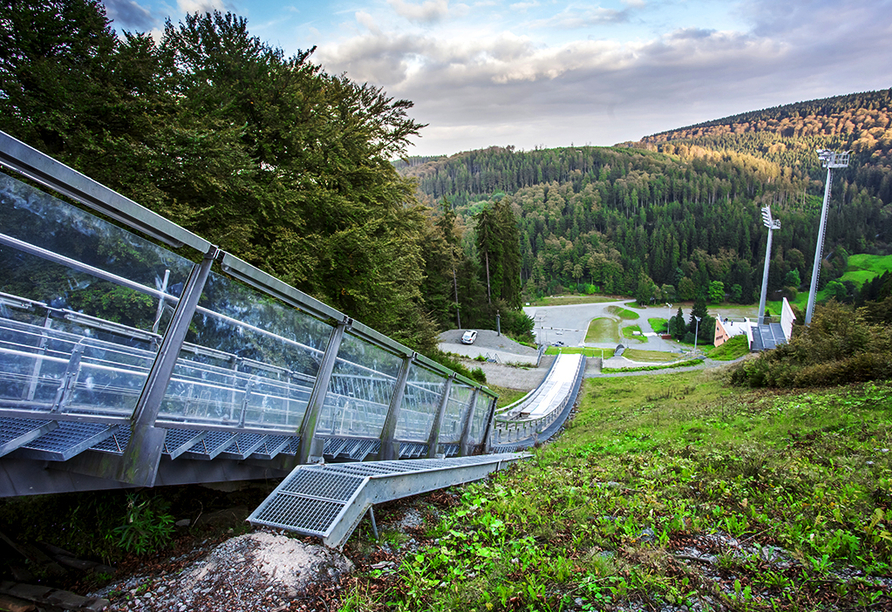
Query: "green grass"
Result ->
[[648, 317, 668, 334], [603, 358, 704, 372], [768, 253, 892, 314], [709, 334, 750, 361], [841, 254, 892, 286], [545, 346, 615, 358], [621, 324, 645, 342], [488, 385, 529, 409], [606, 305, 640, 320], [585, 317, 621, 343], [527, 294, 622, 307], [621, 348, 684, 362], [340, 375, 892, 612]]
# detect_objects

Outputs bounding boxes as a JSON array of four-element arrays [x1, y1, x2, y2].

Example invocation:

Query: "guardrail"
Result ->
[[492, 354, 585, 445]]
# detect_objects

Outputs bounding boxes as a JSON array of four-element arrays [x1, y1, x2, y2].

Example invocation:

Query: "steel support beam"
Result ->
[[378, 353, 414, 461], [458, 388, 480, 457], [426, 374, 454, 458], [114, 245, 218, 486], [297, 317, 351, 464], [480, 396, 498, 454]]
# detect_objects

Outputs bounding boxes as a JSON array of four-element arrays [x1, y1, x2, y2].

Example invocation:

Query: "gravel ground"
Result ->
[[92, 532, 352, 612], [438, 329, 540, 364]]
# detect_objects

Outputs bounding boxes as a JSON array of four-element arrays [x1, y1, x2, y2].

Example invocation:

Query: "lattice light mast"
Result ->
[[757, 205, 781, 326], [806, 149, 851, 324]]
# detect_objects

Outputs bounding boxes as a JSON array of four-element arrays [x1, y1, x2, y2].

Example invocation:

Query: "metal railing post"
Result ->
[[297, 316, 351, 464], [480, 396, 498, 454], [116, 245, 219, 486], [379, 353, 414, 461], [458, 387, 480, 457], [426, 374, 454, 458]]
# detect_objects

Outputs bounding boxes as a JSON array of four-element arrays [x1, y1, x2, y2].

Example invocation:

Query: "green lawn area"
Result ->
[[544, 346, 615, 358], [584, 317, 621, 343], [621, 324, 645, 342], [621, 348, 683, 362], [709, 334, 750, 361], [841, 253, 892, 286], [648, 317, 668, 333], [606, 305, 639, 320], [526, 294, 622, 306], [488, 385, 529, 410], [341, 374, 892, 611]]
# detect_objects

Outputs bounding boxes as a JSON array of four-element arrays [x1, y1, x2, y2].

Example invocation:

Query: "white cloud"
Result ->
[[177, 0, 226, 14], [315, 0, 892, 155], [387, 0, 452, 23]]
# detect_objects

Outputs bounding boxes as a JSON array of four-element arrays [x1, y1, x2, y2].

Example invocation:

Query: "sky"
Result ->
[[101, 0, 892, 157]]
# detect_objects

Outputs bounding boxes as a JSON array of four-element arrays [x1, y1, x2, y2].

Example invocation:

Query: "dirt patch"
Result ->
[[93, 532, 353, 612]]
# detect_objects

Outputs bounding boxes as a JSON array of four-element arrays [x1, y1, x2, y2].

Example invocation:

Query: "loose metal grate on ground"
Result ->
[[248, 452, 530, 549]]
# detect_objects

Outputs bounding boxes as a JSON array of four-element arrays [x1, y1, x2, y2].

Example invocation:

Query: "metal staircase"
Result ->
[[249, 453, 528, 549]]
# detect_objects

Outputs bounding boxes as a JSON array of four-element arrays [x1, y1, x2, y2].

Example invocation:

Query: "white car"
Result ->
[[461, 330, 478, 345]]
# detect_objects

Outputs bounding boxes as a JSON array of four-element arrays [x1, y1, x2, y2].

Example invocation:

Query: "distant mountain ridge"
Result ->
[[399, 88, 891, 304]]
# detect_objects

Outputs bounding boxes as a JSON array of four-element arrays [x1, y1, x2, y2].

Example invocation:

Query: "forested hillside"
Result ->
[[400, 89, 892, 303]]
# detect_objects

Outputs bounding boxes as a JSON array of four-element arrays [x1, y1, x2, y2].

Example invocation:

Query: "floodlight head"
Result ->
[[818, 149, 851, 169]]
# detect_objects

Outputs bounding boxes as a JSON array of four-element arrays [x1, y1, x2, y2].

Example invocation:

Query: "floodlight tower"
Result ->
[[805, 149, 851, 324], [757, 205, 781, 326]]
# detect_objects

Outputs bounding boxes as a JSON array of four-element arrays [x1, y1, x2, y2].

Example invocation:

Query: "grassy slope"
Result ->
[[342, 371, 892, 611]]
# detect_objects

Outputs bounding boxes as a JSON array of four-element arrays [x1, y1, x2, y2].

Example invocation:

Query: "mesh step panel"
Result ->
[[163, 429, 205, 459], [18, 421, 118, 461], [220, 432, 267, 460], [182, 431, 238, 460], [250, 434, 294, 460], [350, 439, 379, 460], [90, 426, 131, 455], [0, 417, 58, 458]]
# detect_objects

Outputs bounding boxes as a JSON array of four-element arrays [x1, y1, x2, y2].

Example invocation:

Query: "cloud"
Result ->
[[177, 0, 227, 15], [387, 0, 453, 23], [102, 0, 155, 30], [528, 6, 629, 29], [319, 0, 892, 155]]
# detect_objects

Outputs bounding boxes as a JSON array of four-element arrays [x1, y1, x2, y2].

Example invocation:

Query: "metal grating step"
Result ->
[[90, 426, 132, 455], [163, 429, 206, 459], [349, 439, 378, 461], [322, 437, 380, 461], [399, 442, 428, 458], [16, 421, 118, 461], [219, 432, 267, 460], [250, 434, 294, 460], [249, 452, 530, 549], [0, 417, 58, 458], [323, 437, 350, 458], [182, 431, 238, 460]]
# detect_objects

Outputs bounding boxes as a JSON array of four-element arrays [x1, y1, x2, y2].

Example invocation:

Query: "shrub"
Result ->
[[732, 301, 892, 388]]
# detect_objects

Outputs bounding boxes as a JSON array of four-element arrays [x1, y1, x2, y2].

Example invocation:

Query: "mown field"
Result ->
[[340, 369, 892, 611]]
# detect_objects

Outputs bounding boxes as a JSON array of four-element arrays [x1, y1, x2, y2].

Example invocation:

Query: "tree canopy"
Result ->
[[0, 2, 442, 351]]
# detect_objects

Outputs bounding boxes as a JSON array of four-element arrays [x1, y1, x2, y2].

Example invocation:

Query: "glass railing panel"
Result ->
[[394, 364, 446, 442], [158, 271, 332, 429], [439, 384, 472, 444], [468, 392, 492, 445], [317, 332, 401, 438], [0, 172, 193, 417]]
